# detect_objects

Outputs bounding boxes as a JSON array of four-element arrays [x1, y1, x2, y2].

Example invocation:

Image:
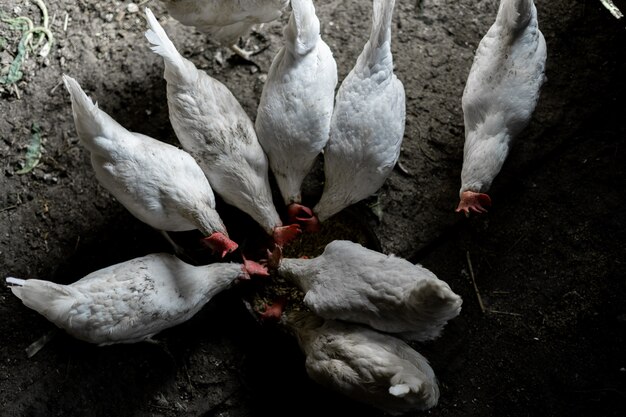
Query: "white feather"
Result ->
[[389, 384, 410, 397], [6, 277, 25, 286]]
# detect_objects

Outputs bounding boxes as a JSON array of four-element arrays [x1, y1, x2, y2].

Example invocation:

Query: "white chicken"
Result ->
[[457, 0, 547, 214], [158, 0, 289, 60], [5, 253, 268, 345], [284, 311, 440, 414], [255, 0, 337, 233], [275, 240, 462, 342], [144, 8, 300, 248], [62, 75, 238, 258], [312, 0, 405, 223]]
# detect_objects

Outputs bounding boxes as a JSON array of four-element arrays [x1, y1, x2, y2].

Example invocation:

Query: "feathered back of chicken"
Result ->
[[159, 0, 289, 45], [401, 278, 462, 341]]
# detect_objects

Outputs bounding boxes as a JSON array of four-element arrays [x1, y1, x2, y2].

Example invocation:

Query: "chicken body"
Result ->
[[5, 253, 256, 345], [255, 0, 337, 231], [278, 240, 462, 342], [62, 75, 237, 257], [159, 0, 289, 59], [458, 0, 547, 214], [145, 9, 299, 247], [313, 0, 405, 222], [285, 311, 440, 414]]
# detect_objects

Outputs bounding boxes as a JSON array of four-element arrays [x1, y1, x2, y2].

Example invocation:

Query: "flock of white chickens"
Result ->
[[5, 0, 546, 414]]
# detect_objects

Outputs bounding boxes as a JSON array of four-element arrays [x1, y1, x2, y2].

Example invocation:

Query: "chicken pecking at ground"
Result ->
[[158, 0, 289, 61], [5, 253, 268, 345], [255, 0, 337, 233], [457, 0, 547, 215], [312, 0, 405, 224], [62, 75, 238, 258], [144, 8, 301, 249], [284, 311, 440, 414], [275, 240, 462, 342]]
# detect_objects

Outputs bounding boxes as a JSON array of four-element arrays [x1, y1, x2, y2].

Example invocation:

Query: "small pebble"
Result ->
[[215, 51, 224, 66], [42, 173, 58, 184], [127, 3, 139, 14]]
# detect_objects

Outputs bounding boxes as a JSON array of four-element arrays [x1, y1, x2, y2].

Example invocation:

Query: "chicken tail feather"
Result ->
[[355, 0, 396, 76], [144, 8, 194, 85], [62, 73, 96, 114], [497, 0, 533, 32], [62, 74, 121, 150], [6, 278, 76, 325], [370, 0, 395, 51], [285, 0, 319, 56], [6, 277, 25, 287], [389, 383, 411, 397]]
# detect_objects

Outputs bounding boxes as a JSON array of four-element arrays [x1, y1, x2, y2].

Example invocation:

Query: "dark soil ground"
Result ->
[[1, 0, 625, 416]]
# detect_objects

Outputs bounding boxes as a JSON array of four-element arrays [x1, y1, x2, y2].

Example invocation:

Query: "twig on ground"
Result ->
[[506, 232, 527, 253], [466, 250, 486, 313], [49, 79, 62, 93], [395, 159, 412, 176], [26, 329, 58, 358], [417, 138, 437, 163], [487, 309, 522, 317], [12, 83, 20, 99], [0, 205, 18, 213]]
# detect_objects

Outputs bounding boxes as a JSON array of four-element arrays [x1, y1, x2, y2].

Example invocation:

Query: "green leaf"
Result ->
[[16, 123, 42, 174], [0, 23, 29, 85]]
